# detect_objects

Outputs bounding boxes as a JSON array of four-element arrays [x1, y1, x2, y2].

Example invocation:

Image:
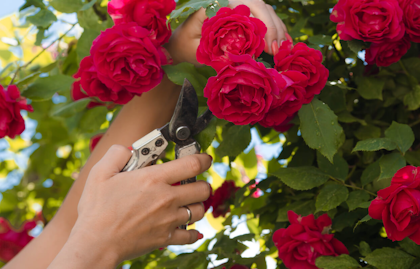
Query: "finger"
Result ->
[[176, 203, 205, 227], [266, 4, 286, 44], [243, 0, 277, 54], [137, 154, 212, 185], [92, 145, 132, 178], [174, 181, 211, 206], [167, 229, 203, 246]]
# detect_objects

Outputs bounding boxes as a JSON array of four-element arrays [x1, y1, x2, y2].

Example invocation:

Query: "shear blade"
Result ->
[[169, 79, 199, 142]]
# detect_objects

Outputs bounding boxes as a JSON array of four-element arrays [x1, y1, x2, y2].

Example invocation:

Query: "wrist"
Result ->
[[48, 224, 120, 269]]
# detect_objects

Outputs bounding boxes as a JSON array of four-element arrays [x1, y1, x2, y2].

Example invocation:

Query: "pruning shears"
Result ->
[[121, 79, 213, 229]]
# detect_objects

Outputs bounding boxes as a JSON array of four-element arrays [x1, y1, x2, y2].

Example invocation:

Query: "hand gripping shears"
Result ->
[[121, 79, 213, 229]]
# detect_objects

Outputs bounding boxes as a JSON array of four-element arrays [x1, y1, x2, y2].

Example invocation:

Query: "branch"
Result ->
[[9, 23, 78, 86], [331, 177, 377, 197]]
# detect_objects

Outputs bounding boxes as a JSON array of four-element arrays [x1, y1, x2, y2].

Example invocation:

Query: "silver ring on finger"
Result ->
[[183, 206, 192, 225]]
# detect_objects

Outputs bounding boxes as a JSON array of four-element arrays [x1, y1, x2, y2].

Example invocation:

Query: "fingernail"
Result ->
[[286, 33, 293, 43], [128, 146, 133, 151], [208, 154, 213, 162], [197, 232, 204, 239], [272, 40, 279, 55]]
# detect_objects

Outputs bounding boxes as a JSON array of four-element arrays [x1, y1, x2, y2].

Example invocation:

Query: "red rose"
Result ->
[[365, 37, 411, 67], [71, 75, 104, 109], [204, 54, 280, 125], [399, 0, 420, 42], [221, 265, 249, 269], [0, 218, 37, 262], [259, 71, 307, 128], [369, 166, 420, 243], [330, 0, 405, 43], [273, 211, 349, 269], [89, 133, 104, 152], [274, 41, 328, 104], [211, 180, 240, 218], [108, 0, 175, 46], [90, 23, 167, 96], [196, 5, 267, 67], [0, 85, 33, 139], [74, 57, 133, 105]]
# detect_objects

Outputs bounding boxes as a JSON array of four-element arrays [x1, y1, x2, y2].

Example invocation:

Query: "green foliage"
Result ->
[[299, 99, 344, 163], [315, 183, 349, 213], [22, 75, 75, 101], [315, 254, 361, 269], [271, 166, 329, 191], [363, 248, 415, 269]]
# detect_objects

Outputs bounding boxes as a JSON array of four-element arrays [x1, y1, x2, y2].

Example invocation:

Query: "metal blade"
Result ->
[[192, 109, 213, 136], [168, 79, 199, 145]]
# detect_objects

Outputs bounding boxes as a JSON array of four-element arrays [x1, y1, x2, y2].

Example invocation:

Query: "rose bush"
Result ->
[[1, 0, 420, 268]]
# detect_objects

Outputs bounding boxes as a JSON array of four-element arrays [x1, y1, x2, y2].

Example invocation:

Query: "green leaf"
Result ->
[[79, 106, 108, 133], [363, 248, 415, 269], [346, 190, 370, 211], [26, 9, 57, 28], [403, 85, 420, 111], [308, 35, 332, 46], [170, 0, 221, 20], [354, 125, 381, 140], [22, 74, 75, 101], [50, 0, 83, 13], [337, 111, 367, 125], [352, 138, 397, 152], [315, 183, 349, 213], [384, 121, 415, 153], [347, 39, 365, 54], [399, 238, 420, 258], [35, 28, 45, 46], [277, 200, 315, 222], [194, 116, 217, 151], [379, 153, 406, 181], [162, 63, 209, 96], [315, 254, 361, 269], [317, 152, 348, 181], [406, 151, 420, 166], [318, 86, 347, 114], [361, 160, 381, 186], [289, 17, 308, 38], [51, 99, 90, 118], [77, 29, 100, 60], [271, 166, 329, 191], [359, 241, 372, 256], [332, 211, 361, 232], [354, 214, 372, 231], [299, 99, 344, 163], [15, 72, 41, 88], [216, 125, 251, 158], [77, 8, 112, 31], [355, 76, 385, 100], [81, 0, 97, 11]]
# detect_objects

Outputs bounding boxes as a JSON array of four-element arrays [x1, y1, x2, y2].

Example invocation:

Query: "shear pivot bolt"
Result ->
[[176, 126, 190, 141], [155, 139, 164, 147], [141, 148, 150, 155]]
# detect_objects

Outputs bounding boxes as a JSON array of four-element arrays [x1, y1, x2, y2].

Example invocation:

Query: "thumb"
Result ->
[[92, 145, 132, 178]]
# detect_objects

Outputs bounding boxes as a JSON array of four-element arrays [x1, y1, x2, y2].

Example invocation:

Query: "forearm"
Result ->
[[5, 75, 181, 269]]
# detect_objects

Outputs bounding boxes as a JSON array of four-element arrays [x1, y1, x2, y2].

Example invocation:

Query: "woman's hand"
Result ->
[[48, 145, 212, 269], [165, 0, 289, 66]]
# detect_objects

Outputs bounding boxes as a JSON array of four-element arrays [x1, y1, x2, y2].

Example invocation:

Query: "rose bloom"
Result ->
[[273, 211, 349, 269], [74, 56, 134, 105], [330, 0, 405, 43], [90, 23, 167, 96], [365, 37, 411, 67], [222, 265, 249, 269], [259, 71, 307, 128], [71, 73, 105, 109], [211, 180, 240, 218], [196, 5, 266, 67], [0, 85, 33, 139], [273, 115, 295, 133], [0, 218, 37, 262], [399, 0, 420, 42], [108, 0, 175, 46], [274, 41, 329, 104], [204, 54, 281, 125], [369, 166, 420, 243]]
